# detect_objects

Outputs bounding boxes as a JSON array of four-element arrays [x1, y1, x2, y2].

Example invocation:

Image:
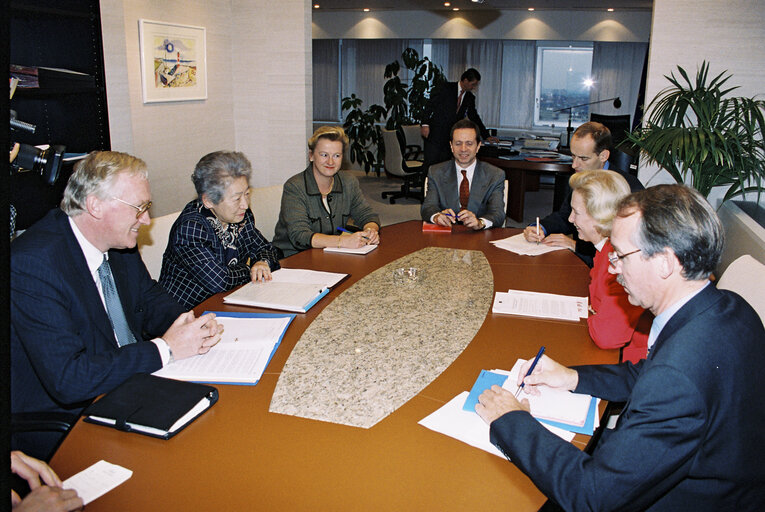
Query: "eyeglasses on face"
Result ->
[[112, 196, 152, 218], [607, 248, 641, 268]]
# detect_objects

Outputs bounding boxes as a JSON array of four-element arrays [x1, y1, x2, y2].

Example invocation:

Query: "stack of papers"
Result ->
[[223, 268, 347, 312], [492, 289, 588, 322], [153, 312, 293, 385], [419, 359, 599, 459], [490, 233, 567, 256]]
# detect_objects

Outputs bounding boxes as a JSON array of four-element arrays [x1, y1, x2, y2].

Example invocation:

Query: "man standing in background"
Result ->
[[421, 68, 498, 170]]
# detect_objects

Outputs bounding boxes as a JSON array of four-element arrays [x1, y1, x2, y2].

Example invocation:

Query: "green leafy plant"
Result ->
[[383, 48, 446, 131], [341, 93, 386, 174], [626, 61, 765, 201]]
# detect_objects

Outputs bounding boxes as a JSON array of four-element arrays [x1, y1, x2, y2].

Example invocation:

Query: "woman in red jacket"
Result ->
[[568, 170, 649, 363]]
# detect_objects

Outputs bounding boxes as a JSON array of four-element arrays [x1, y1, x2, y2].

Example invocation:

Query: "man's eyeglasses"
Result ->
[[607, 249, 641, 268], [112, 197, 152, 218]]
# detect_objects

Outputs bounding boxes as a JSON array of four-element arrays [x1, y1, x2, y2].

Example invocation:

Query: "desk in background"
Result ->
[[479, 153, 573, 223], [51, 221, 616, 511]]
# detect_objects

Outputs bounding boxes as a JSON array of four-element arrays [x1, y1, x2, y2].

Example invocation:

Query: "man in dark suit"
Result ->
[[477, 184, 765, 511], [11, 151, 223, 460], [524, 121, 644, 266], [421, 119, 506, 230], [421, 68, 498, 169]]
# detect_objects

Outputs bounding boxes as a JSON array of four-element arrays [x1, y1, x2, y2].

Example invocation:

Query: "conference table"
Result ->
[[480, 154, 573, 223], [51, 220, 617, 511]]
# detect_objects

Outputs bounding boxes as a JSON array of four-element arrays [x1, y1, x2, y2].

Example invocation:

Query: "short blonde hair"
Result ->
[[61, 151, 147, 215], [569, 170, 630, 237], [308, 125, 349, 152]]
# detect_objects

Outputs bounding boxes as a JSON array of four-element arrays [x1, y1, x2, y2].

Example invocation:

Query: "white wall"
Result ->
[[639, 0, 765, 206], [312, 9, 651, 42], [100, 0, 311, 216]]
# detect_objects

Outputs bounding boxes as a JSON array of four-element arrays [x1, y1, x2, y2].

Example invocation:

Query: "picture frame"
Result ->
[[138, 19, 207, 103]]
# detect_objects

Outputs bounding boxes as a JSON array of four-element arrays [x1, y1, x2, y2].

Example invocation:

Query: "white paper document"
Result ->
[[324, 244, 378, 255], [269, 268, 347, 287], [419, 392, 576, 460], [62, 460, 132, 505], [490, 233, 568, 256], [492, 289, 587, 322], [153, 316, 291, 384], [223, 268, 346, 312]]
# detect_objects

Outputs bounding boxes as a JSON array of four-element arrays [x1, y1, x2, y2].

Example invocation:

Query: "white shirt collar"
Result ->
[[68, 216, 107, 278], [455, 160, 477, 183], [594, 238, 608, 252]]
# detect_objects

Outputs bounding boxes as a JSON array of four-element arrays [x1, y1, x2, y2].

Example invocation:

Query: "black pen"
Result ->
[[515, 346, 546, 398]]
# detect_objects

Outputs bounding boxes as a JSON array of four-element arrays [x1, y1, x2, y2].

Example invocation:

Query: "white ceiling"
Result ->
[[312, 0, 652, 12]]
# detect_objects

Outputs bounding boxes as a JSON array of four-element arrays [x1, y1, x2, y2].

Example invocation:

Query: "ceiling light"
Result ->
[[607, 8, 614, 12], [313, 4, 320, 8], [363, 8, 370, 11], [528, 8, 535, 12], [444, 1, 450, 5], [453, 7, 460, 11]]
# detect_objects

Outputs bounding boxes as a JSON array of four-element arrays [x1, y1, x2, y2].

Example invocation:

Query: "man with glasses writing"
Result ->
[[477, 185, 765, 511], [11, 151, 223, 461]]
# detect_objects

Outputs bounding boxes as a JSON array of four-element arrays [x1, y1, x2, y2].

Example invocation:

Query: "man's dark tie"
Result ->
[[456, 89, 465, 113], [459, 170, 470, 210], [98, 255, 136, 347]]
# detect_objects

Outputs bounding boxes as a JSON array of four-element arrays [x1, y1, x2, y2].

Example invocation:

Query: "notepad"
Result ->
[[63, 460, 132, 505], [153, 313, 293, 385], [324, 244, 378, 254], [223, 268, 347, 312], [422, 221, 452, 233]]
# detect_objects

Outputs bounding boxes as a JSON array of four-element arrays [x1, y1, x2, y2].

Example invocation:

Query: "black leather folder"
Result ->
[[82, 373, 218, 439]]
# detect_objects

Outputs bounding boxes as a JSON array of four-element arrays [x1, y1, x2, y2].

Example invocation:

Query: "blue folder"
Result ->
[[199, 311, 295, 386]]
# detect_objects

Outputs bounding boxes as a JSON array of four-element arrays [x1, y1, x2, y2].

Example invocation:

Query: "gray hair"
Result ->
[[191, 151, 252, 204], [61, 151, 147, 215], [616, 184, 724, 281]]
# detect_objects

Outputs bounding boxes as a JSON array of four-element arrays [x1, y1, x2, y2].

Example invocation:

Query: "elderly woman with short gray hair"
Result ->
[[159, 151, 282, 309]]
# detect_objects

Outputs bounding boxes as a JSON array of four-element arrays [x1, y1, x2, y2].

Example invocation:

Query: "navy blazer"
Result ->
[[421, 159, 506, 228], [489, 285, 765, 511], [422, 81, 490, 166], [11, 209, 184, 418]]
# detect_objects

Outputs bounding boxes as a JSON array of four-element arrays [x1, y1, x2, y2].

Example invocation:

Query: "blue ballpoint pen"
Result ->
[[515, 346, 546, 398], [337, 226, 369, 240]]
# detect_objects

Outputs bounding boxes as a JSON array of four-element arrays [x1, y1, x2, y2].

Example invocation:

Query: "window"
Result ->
[[534, 45, 594, 128]]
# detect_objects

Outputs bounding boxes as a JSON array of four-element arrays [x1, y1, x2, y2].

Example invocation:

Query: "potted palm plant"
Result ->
[[627, 61, 765, 203]]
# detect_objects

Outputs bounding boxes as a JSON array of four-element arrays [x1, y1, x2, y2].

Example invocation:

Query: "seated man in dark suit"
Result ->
[[478, 184, 765, 511], [421, 119, 506, 230], [11, 151, 223, 460], [524, 121, 644, 266]]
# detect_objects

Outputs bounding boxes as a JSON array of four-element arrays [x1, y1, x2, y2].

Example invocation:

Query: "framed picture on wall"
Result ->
[[139, 19, 207, 103]]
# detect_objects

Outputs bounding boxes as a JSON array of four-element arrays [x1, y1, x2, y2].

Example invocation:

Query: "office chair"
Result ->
[[589, 113, 639, 176], [11, 412, 80, 462], [381, 128, 425, 204], [400, 124, 424, 161]]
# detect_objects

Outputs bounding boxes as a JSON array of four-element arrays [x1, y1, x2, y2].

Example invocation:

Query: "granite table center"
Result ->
[[270, 247, 494, 427]]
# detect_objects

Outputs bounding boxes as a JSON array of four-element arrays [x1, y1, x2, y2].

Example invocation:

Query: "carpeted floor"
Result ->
[[351, 168, 556, 228]]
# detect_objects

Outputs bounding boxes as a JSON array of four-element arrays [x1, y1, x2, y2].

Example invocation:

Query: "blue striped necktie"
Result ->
[[98, 255, 136, 347]]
